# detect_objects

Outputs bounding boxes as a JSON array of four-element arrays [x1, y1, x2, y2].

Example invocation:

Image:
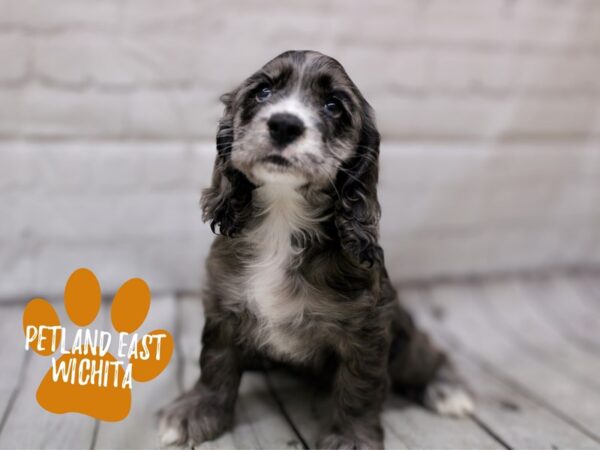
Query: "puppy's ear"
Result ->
[[201, 93, 254, 236], [334, 101, 383, 267]]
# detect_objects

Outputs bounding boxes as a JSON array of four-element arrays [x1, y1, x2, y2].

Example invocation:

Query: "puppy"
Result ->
[[159, 50, 473, 449]]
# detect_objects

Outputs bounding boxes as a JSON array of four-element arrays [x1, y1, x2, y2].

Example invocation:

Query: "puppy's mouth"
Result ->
[[261, 154, 291, 168], [252, 153, 308, 186]]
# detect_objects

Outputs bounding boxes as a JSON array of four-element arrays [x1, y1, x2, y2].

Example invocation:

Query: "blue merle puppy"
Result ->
[[159, 50, 473, 450]]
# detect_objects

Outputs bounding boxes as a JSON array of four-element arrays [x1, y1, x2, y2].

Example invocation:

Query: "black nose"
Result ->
[[267, 113, 305, 148]]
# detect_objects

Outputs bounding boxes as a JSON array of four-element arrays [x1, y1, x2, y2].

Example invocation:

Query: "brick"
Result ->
[[425, 0, 509, 17], [503, 96, 599, 137], [0, 238, 36, 300], [379, 142, 600, 188], [0, 0, 118, 31], [330, 12, 422, 48], [421, 1, 600, 49], [425, 50, 509, 91], [115, 36, 197, 86], [0, 34, 28, 83], [375, 95, 499, 139], [18, 191, 201, 242], [384, 224, 600, 282], [382, 182, 600, 237], [384, 230, 496, 280], [25, 238, 206, 300], [136, 238, 208, 292], [336, 46, 427, 92], [33, 37, 89, 86], [0, 140, 215, 194], [0, 192, 28, 239], [374, 94, 600, 140], [33, 142, 145, 193], [17, 86, 125, 137], [500, 52, 600, 92], [189, 143, 219, 190], [122, 0, 204, 32], [29, 241, 155, 299], [125, 88, 219, 139], [141, 142, 203, 190], [0, 142, 36, 190], [81, 143, 146, 192], [509, 0, 600, 25], [0, 89, 21, 136], [189, 42, 296, 89], [34, 34, 202, 88], [377, 141, 600, 232]]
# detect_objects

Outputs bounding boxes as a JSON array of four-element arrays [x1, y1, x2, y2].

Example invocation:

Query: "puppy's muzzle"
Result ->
[[268, 113, 305, 148]]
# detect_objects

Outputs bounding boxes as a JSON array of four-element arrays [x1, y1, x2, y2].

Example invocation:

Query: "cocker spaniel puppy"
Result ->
[[159, 50, 473, 449]]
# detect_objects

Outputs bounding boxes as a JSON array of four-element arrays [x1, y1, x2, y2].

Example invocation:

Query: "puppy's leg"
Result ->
[[388, 305, 474, 417], [317, 332, 388, 450], [158, 315, 242, 446]]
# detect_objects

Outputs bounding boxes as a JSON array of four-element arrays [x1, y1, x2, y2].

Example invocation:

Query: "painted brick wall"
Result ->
[[1, 0, 599, 300]]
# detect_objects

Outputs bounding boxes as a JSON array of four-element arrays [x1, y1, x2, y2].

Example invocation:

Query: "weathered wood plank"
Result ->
[[178, 295, 302, 450], [0, 303, 97, 449], [0, 305, 28, 438], [559, 275, 600, 316], [94, 295, 179, 449], [403, 287, 600, 450], [521, 276, 600, 355], [234, 374, 306, 450], [383, 397, 503, 450], [564, 275, 600, 317], [580, 274, 600, 308], [262, 371, 324, 449], [420, 283, 600, 441], [482, 279, 600, 391], [265, 349, 501, 449], [4, 277, 600, 449]]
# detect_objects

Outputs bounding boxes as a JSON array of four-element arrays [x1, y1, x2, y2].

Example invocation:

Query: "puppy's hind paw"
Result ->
[[424, 381, 474, 418]]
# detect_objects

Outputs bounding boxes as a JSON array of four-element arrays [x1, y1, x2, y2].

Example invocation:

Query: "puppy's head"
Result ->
[[203, 50, 381, 266]]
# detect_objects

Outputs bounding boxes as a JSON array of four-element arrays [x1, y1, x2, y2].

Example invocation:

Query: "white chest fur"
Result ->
[[244, 183, 322, 357]]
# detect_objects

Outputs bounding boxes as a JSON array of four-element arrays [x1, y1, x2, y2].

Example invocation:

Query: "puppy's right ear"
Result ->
[[201, 93, 254, 237]]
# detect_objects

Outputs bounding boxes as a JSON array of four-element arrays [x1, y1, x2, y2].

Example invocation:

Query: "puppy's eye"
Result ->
[[256, 86, 272, 103], [324, 99, 342, 118]]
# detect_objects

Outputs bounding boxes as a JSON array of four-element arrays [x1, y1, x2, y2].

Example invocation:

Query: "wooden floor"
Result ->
[[1, 272, 600, 449]]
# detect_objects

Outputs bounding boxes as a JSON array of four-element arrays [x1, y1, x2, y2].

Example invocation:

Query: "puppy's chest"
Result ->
[[244, 229, 309, 358], [242, 187, 322, 359]]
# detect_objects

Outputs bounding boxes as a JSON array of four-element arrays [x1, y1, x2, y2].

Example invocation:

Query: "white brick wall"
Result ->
[[0, 0, 599, 300], [2, 140, 599, 300], [1, 0, 599, 140]]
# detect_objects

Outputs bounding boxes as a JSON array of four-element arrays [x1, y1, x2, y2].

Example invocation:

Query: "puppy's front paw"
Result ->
[[317, 433, 361, 450], [158, 389, 232, 447], [317, 431, 383, 450], [424, 380, 474, 418]]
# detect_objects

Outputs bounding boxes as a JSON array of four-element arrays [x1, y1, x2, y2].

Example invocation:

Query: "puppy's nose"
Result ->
[[268, 113, 305, 148]]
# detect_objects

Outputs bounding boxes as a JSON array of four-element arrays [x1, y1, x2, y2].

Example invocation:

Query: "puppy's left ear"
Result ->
[[201, 93, 254, 236], [334, 100, 383, 268]]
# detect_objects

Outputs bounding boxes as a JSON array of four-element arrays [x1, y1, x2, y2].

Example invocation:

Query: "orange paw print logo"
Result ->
[[22, 268, 174, 422]]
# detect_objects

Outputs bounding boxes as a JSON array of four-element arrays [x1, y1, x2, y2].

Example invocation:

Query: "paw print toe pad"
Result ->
[[23, 299, 62, 356], [111, 278, 151, 333]]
